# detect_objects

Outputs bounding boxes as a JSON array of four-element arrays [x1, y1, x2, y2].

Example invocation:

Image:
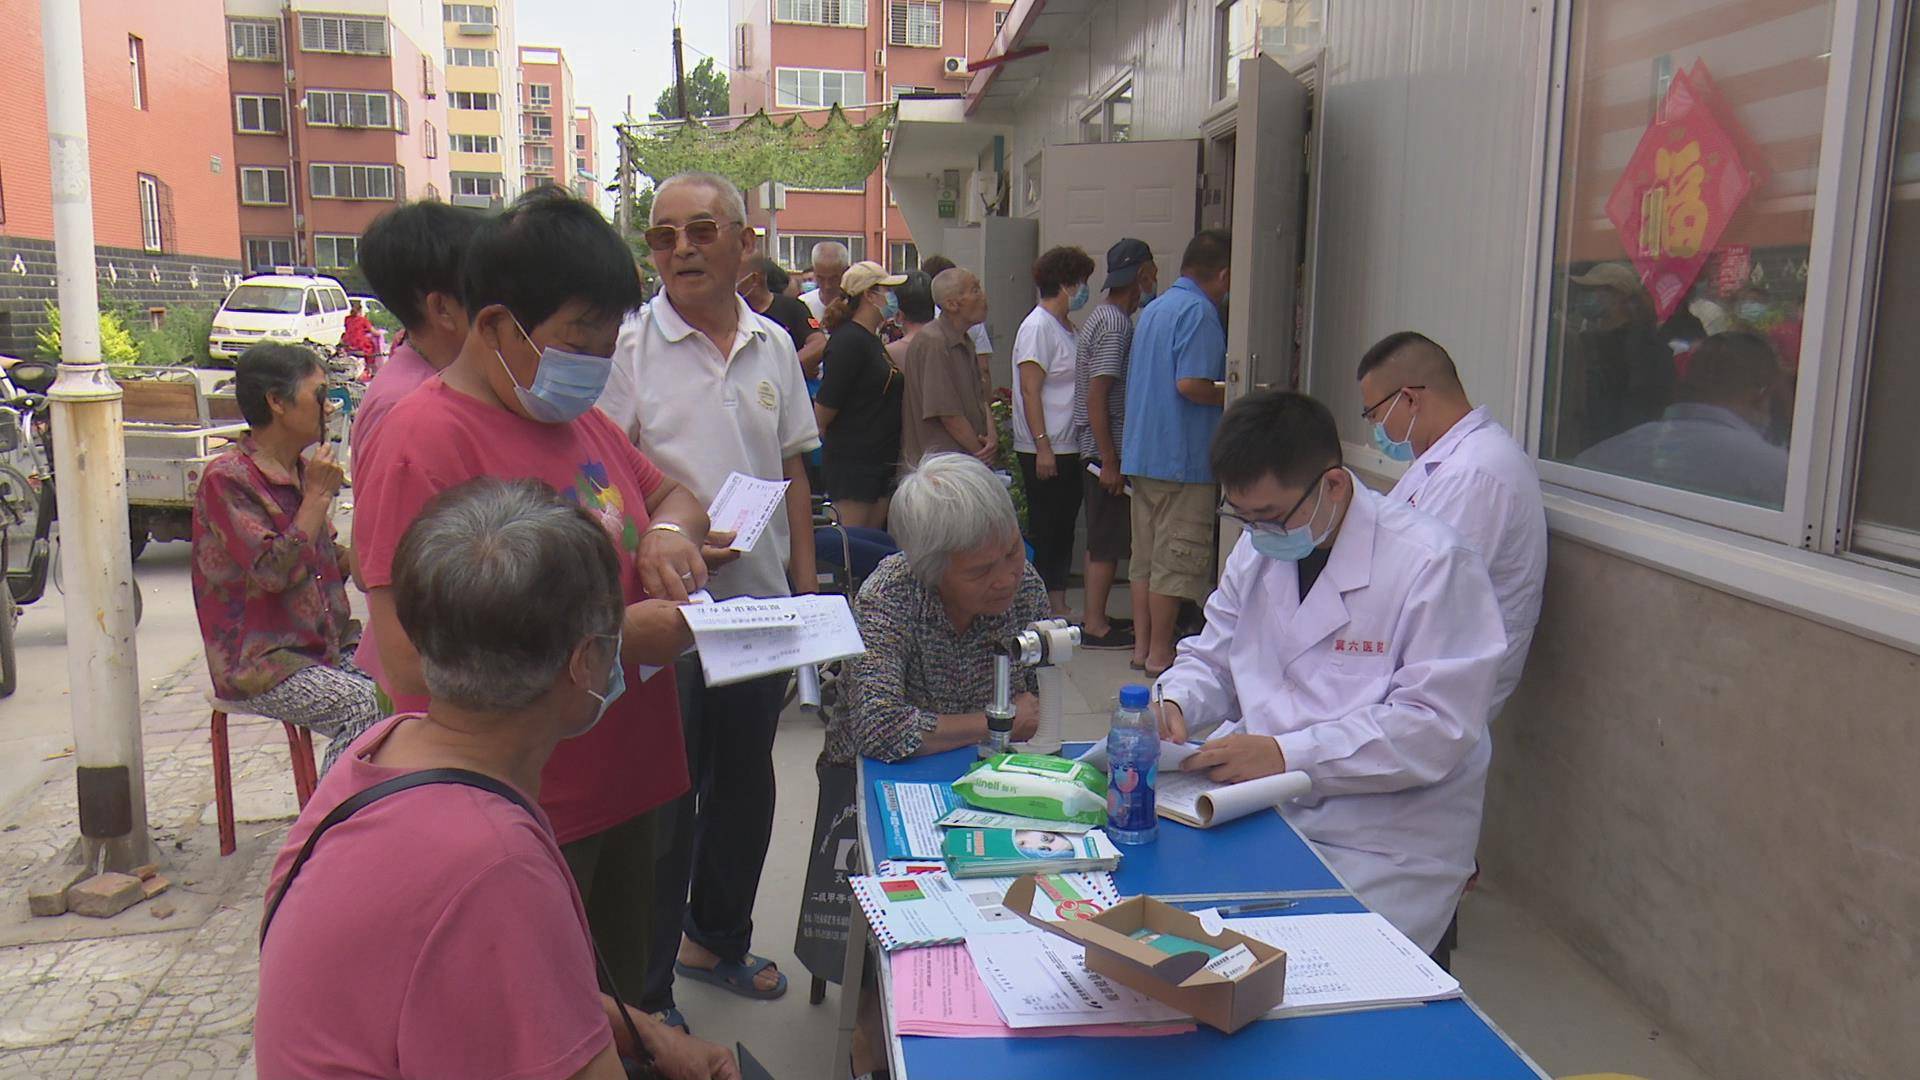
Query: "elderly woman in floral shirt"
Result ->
[[824, 454, 1051, 766], [191, 343, 376, 772]]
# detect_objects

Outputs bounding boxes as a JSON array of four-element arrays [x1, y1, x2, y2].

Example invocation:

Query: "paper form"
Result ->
[[892, 944, 1194, 1038], [679, 598, 804, 632], [686, 593, 865, 686], [1225, 912, 1461, 1018], [705, 472, 791, 553], [964, 933, 1191, 1029], [875, 781, 964, 860], [1157, 769, 1311, 828]]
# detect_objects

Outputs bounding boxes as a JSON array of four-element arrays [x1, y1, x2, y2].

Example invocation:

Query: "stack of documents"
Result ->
[[940, 827, 1122, 878], [1222, 912, 1462, 1018], [677, 593, 865, 686], [892, 944, 1195, 1038], [851, 869, 1121, 952]]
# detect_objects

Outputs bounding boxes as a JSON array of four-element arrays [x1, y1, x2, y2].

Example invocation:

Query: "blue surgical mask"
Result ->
[[1068, 283, 1090, 312], [1247, 480, 1332, 562], [1369, 393, 1416, 463], [1737, 301, 1767, 323], [495, 315, 613, 424], [879, 290, 900, 320], [578, 632, 626, 736]]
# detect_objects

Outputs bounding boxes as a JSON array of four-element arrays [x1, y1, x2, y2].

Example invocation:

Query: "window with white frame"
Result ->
[[313, 235, 359, 270], [891, 84, 935, 99], [229, 18, 280, 61], [128, 35, 146, 110], [776, 0, 867, 27], [1536, 0, 1837, 522], [244, 237, 294, 271], [527, 114, 553, 138], [527, 83, 552, 107], [774, 68, 865, 108], [1082, 79, 1132, 144], [234, 94, 285, 135], [442, 3, 494, 24], [446, 47, 497, 67], [455, 175, 501, 197], [137, 175, 162, 252], [300, 15, 388, 56], [888, 0, 940, 47], [778, 234, 864, 268], [888, 241, 919, 272], [450, 90, 498, 111], [1215, 0, 1256, 101], [424, 120, 438, 158], [526, 145, 554, 169], [451, 133, 500, 154], [576, 131, 588, 151], [305, 90, 395, 129], [309, 163, 397, 200], [239, 166, 290, 206]]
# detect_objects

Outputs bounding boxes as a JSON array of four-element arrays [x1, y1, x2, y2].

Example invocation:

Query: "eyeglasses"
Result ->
[[1218, 466, 1338, 532], [643, 219, 741, 252], [1360, 385, 1424, 421]]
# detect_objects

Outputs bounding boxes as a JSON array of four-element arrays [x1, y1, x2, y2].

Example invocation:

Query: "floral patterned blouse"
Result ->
[[825, 552, 1050, 766], [191, 437, 356, 700]]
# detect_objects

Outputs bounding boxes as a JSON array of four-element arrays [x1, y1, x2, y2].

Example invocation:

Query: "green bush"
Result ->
[[35, 301, 139, 365], [122, 304, 215, 367]]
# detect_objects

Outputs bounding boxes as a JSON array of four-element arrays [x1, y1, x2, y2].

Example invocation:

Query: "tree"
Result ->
[[650, 56, 730, 121]]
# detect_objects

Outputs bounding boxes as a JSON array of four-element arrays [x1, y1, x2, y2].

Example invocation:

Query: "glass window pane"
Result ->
[[1851, 25, 1920, 567], [1538, 0, 1836, 512]]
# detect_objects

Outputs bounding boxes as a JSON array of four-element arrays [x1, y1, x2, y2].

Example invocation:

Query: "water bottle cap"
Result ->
[[1118, 684, 1151, 709]]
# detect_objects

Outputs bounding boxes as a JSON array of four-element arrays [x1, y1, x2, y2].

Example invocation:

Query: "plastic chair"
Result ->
[[208, 693, 319, 856]]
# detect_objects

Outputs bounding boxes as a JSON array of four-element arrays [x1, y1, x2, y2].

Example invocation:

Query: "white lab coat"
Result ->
[[1157, 479, 1504, 951], [1387, 406, 1548, 717]]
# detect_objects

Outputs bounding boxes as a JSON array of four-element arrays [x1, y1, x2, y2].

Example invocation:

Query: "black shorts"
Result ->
[[1081, 464, 1132, 563], [822, 461, 897, 504]]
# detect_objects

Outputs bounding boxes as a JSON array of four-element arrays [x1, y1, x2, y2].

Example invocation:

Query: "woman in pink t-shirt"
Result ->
[[257, 478, 737, 1079], [349, 189, 725, 1018]]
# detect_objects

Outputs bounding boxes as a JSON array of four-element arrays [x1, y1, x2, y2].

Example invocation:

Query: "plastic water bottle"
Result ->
[[1106, 683, 1158, 845]]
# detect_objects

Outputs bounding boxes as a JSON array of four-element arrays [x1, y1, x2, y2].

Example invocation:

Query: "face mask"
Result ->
[[1068, 283, 1090, 312], [879, 290, 900, 320], [577, 632, 626, 737], [1247, 478, 1332, 562], [494, 315, 613, 424], [1370, 393, 1416, 463], [1737, 301, 1767, 323]]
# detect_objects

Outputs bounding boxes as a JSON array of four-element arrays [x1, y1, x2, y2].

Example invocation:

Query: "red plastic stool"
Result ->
[[209, 695, 318, 856]]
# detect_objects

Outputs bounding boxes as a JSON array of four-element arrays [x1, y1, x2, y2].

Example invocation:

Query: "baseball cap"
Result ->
[[1570, 261, 1642, 294], [1103, 238, 1154, 288], [841, 261, 910, 297]]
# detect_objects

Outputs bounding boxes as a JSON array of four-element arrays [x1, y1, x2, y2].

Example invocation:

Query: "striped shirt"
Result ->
[[1072, 302, 1133, 460]]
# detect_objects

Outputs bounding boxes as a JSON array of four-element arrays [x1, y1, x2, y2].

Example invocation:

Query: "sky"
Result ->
[[515, 0, 734, 211]]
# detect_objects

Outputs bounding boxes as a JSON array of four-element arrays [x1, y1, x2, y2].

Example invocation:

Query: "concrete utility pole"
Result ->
[[671, 25, 689, 122], [39, 0, 150, 872]]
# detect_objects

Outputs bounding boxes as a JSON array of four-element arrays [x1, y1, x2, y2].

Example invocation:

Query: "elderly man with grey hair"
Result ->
[[825, 454, 1049, 766], [899, 267, 996, 471], [602, 169, 821, 1018], [799, 240, 851, 323]]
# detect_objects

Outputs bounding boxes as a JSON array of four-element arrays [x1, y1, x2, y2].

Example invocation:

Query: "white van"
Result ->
[[208, 269, 351, 363]]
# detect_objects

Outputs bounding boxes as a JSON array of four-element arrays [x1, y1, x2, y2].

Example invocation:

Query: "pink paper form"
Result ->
[[891, 944, 1195, 1038]]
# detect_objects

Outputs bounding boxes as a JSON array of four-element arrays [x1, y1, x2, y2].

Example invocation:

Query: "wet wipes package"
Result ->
[[951, 753, 1108, 826]]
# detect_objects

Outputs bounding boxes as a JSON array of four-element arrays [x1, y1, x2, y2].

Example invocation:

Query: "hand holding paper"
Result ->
[[705, 472, 791, 553]]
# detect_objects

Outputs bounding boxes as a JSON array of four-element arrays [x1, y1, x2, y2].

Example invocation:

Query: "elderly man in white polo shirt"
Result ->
[[600, 170, 820, 1024]]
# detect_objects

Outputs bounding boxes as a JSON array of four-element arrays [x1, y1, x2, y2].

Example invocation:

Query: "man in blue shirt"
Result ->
[[1121, 228, 1231, 674]]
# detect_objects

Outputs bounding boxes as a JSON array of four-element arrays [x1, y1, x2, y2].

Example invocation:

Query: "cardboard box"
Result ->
[[1003, 876, 1288, 1033]]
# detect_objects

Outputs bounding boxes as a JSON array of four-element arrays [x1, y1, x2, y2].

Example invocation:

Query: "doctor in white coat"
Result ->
[[1356, 332, 1547, 717], [1156, 392, 1505, 957]]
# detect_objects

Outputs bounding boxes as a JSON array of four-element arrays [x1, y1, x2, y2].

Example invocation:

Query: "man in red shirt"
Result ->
[[257, 477, 737, 1079], [351, 187, 719, 1005]]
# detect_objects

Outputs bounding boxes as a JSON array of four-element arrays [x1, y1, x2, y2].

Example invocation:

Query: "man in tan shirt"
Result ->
[[901, 267, 996, 469]]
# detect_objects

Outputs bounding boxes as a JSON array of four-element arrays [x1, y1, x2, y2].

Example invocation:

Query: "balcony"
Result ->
[[523, 99, 551, 113], [451, 192, 504, 209], [457, 22, 493, 36], [523, 131, 551, 143]]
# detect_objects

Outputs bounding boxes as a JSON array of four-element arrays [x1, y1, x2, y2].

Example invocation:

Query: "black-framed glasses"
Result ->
[[1218, 466, 1337, 532], [1361, 385, 1424, 421], [643, 219, 741, 252]]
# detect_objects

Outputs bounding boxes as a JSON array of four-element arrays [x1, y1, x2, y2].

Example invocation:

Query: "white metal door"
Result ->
[[1225, 55, 1310, 402], [1039, 140, 1201, 298]]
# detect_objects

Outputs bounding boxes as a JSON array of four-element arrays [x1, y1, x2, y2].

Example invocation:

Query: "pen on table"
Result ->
[[1214, 899, 1298, 916]]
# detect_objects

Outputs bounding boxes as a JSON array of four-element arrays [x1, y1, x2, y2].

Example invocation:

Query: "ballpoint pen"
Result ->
[[1214, 898, 1299, 916]]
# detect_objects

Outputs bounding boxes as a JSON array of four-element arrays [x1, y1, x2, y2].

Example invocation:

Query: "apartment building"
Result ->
[[728, 0, 1010, 271], [0, 0, 242, 356], [516, 45, 573, 194], [224, 0, 452, 280], [442, 0, 520, 209], [572, 105, 600, 204]]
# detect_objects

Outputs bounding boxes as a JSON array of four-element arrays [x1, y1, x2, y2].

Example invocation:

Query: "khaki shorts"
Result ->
[[1128, 477, 1217, 603]]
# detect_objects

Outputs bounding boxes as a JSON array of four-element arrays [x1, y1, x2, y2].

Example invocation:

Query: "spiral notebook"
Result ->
[[850, 873, 967, 952]]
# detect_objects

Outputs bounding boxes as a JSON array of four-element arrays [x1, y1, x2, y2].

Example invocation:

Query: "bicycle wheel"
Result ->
[[0, 584, 17, 697]]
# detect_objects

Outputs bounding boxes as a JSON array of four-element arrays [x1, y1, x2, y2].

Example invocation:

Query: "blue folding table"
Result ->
[[834, 746, 1548, 1080]]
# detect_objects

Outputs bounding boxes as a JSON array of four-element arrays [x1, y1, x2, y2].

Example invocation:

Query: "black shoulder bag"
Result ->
[[260, 768, 654, 1077]]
